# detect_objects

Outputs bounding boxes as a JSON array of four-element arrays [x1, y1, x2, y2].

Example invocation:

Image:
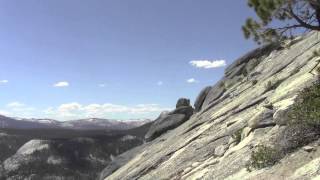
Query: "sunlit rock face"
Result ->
[[101, 32, 320, 180]]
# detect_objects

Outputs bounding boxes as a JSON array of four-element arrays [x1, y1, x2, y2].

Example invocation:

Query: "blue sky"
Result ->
[[0, 0, 257, 121]]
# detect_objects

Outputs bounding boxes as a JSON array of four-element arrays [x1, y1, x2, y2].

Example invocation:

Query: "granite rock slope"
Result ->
[[102, 32, 320, 180]]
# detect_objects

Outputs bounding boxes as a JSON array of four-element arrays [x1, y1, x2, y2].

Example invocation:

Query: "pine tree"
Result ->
[[243, 0, 320, 44]]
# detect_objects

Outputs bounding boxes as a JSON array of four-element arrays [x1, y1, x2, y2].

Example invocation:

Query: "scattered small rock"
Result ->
[[303, 146, 316, 152], [215, 145, 227, 157], [191, 162, 200, 167], [248, 108, 275, 129], [226, 120, 237, 127], [228, 137, 236, 145], [273, 108, 290, 126], [241, 127, 252, 140]]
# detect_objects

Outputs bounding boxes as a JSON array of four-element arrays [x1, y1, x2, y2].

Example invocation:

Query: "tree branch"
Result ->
[[288, 1, 320, 30], [276, 24, 305, 30]]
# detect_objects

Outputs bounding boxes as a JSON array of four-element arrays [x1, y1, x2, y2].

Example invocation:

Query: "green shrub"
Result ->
[[275, 80, 320, 153], [252, 79, 258, 85], [247, 66, 320, 172], [246, 145, 281, 171], [287, 80, 320, 127], [277, 124, 319, 153]]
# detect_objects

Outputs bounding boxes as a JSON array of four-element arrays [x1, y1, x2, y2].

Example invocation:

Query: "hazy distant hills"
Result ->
[[0, 115, 54, 129], [54, 118, 152, 130], [0, 120, 153, 179], [0, 111, 153, 179], [0, 115, 151, 130]]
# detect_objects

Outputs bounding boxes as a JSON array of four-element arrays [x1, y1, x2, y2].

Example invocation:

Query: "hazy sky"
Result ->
[[0, 0, 257, 120]]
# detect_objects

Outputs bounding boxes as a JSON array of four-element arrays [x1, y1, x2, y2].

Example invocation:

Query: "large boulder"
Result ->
[[202, 82, 226, 108], [169, 106, 194, 117], [248, 107, 275, 130], [145, 114, 186, 142], [145, 98, 194, 142], [194, 86, 212, 112], [176, 98, 191, 108]]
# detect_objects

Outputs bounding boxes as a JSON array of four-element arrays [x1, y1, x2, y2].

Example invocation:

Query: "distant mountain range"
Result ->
[[0, 119, 153, 179], [0, 115, 151, 130]]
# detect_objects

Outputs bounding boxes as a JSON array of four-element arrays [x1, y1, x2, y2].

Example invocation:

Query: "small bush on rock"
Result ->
[[278, 124, 319, 153], [247, 66, 320, 172], [287, 80, 320, 127], [246, 145, 281, 171], [252, 80, 258, 85], [276, 79, 320, 153]]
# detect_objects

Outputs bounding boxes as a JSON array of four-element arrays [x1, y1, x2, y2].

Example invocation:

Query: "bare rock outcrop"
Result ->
[[101, 32, 320, 180], [145, 98, 194, 142], [194, 86, 212, 112]]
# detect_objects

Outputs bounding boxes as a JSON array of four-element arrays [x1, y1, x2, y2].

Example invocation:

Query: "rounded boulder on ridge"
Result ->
[[176, 98, 191, 108]]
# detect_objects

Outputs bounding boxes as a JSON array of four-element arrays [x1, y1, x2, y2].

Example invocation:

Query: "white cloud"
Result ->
[[7, 102, 25, 108], [43, 107, 55, 115], [43, 102, 170, 120], [0, 80, 8, 84], [0, 110, 11, 116], [157, 81, 163, 86], [4, 102, 36, 118], [3, 101, 170, 120], [7, 102, 35, 112], [59, 102, 82, 112], [190, 60, 226, 69], [99, 84, 106, 87], [187, 78, 199, 83], [53, 81, 69, 87]]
